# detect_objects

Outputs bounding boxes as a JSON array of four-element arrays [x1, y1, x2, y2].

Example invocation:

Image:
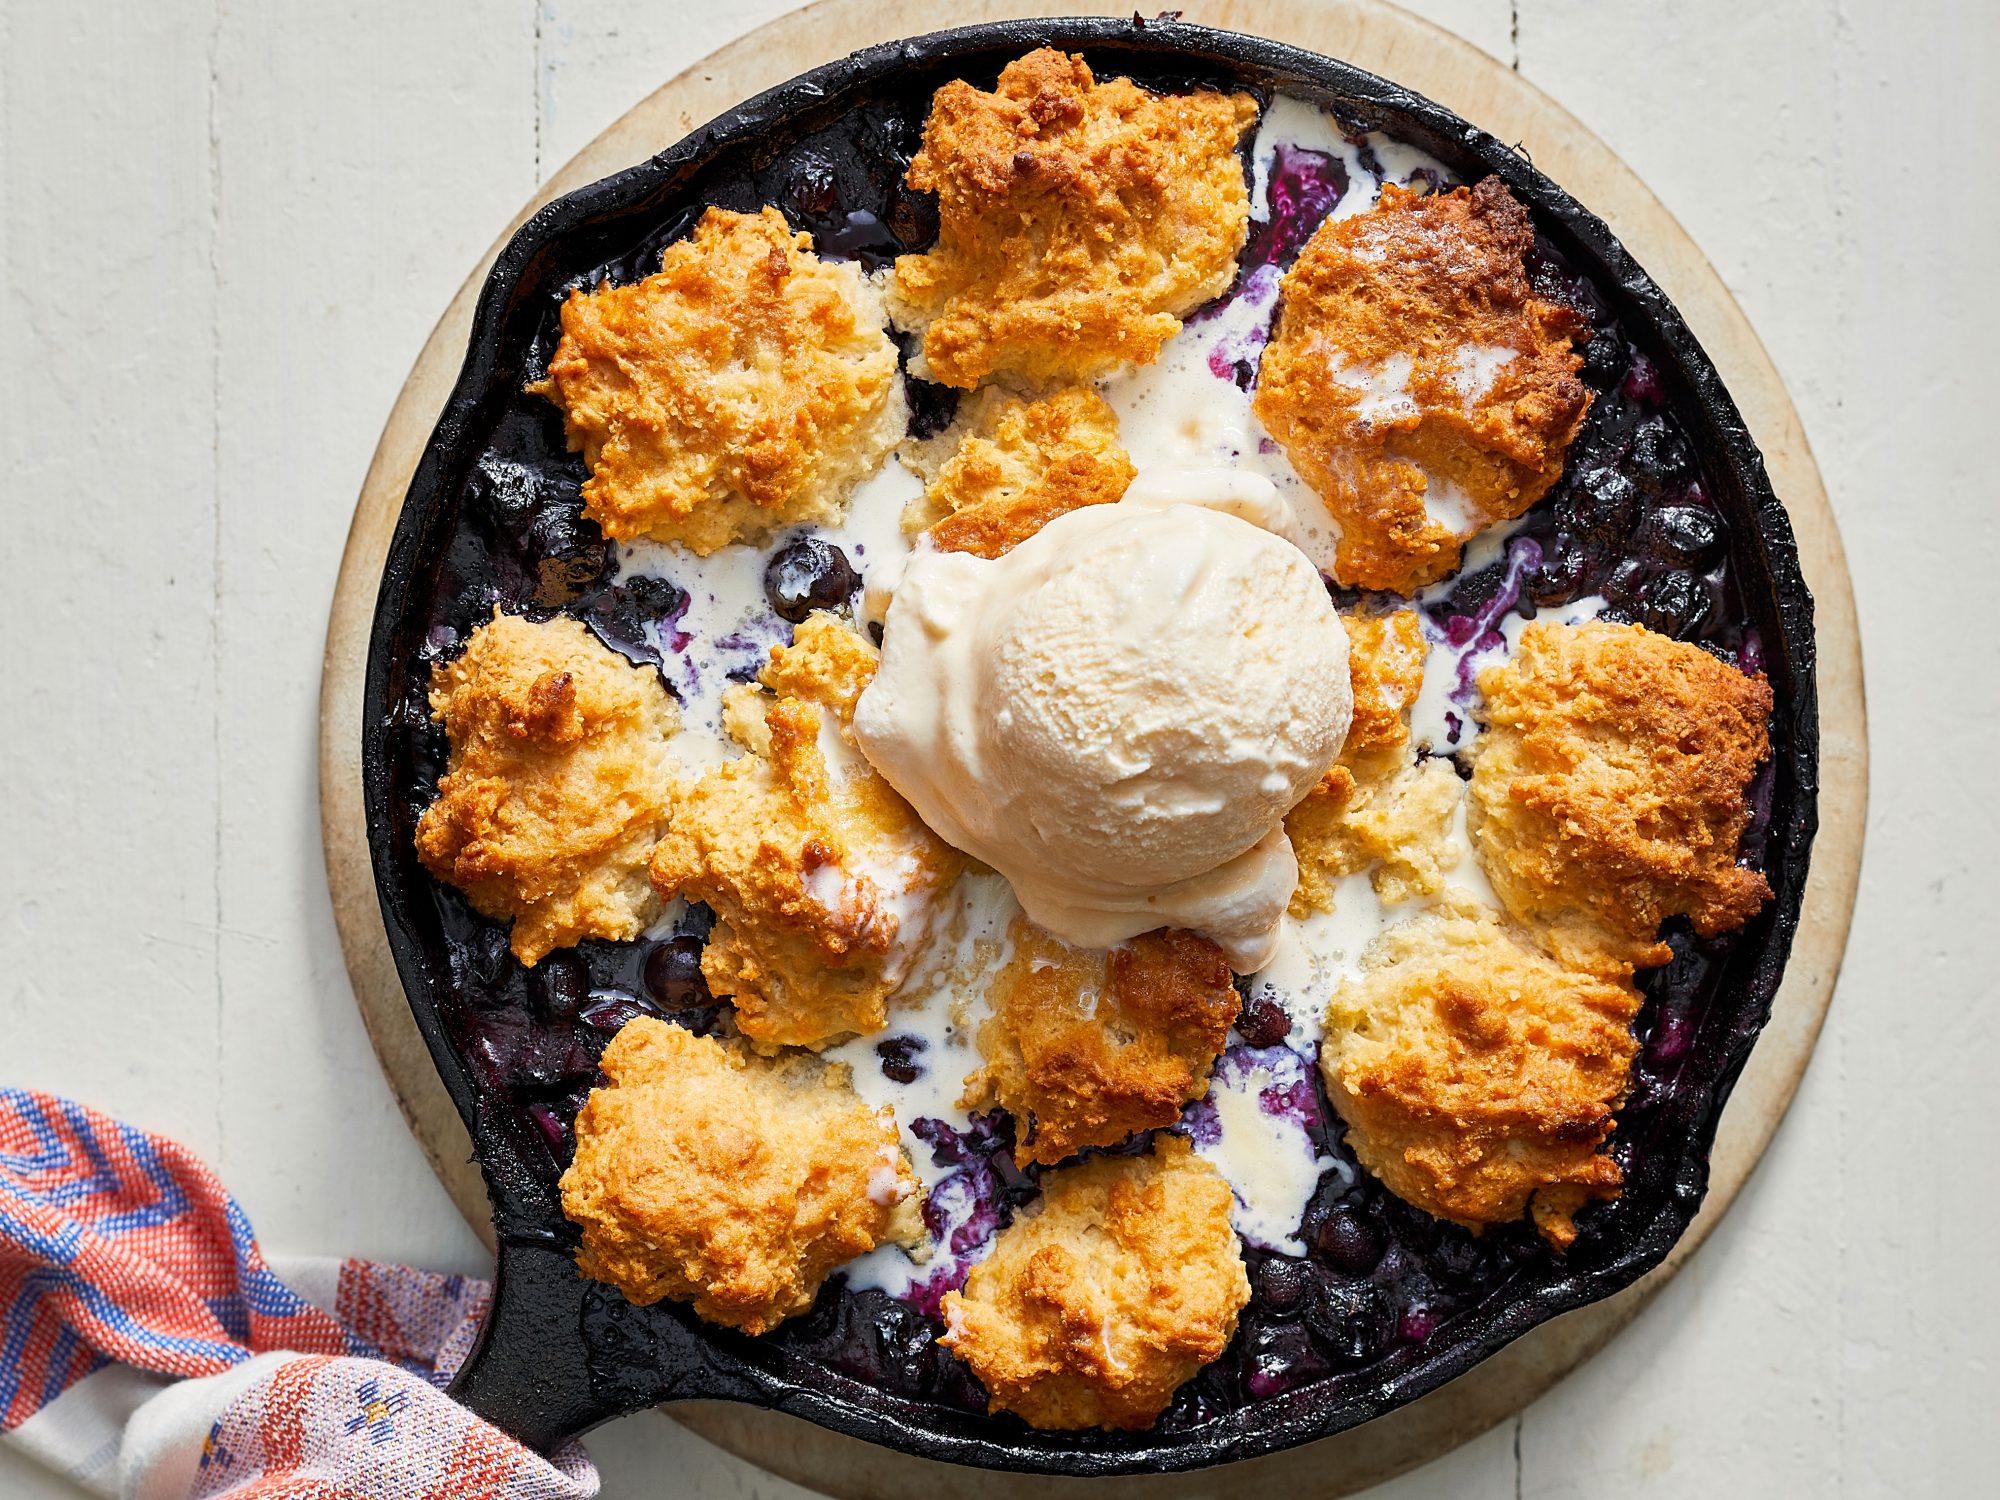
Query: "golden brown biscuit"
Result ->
[[1320, 902, 1641, 1248], [1337, 609, 1430, 764], [891, 49, 1258, 389], [900, 385, 1135, 557], [532, 206, 901, 554], [561, 1018, 920, 1334], [415, 611, 678, 965], [1470, 619, 1773, 975], [1254, 179, 1593, 593], [1287, 610, 1457, 914], [965, 920, 1240, 1167], [941, 1136, 1248, 1429], [650, 614, 963, 1050], [1289, 757, 1462, 916]]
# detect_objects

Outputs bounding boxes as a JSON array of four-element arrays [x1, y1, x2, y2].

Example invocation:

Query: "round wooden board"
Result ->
[[319, 2, 1867, 1494]]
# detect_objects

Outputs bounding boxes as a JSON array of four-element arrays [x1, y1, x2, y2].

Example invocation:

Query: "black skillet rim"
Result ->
[[361, 12, 1820, 1476]]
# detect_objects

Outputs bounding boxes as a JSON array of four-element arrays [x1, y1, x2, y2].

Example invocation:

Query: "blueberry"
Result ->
[[1560, 468, 1640, 545], [1159, 1383, 1226, 1433], [1644, 504, 1724, 566], [642, 936, 711, 1009], [1603, 556, 1648, 610], [1428, 1230, 1486, 1282], [1647, 1007, 1695, 1065], [884, 186, 938, 260], [1302, 1278, 1390, 1368], [1635, 568, 1713, 637], [1623, 353, 1666, 404], [468, 452, 541, 529], [988, 1144, 1037, 1206], [461, 1012, 529, 1087], [579, 992, 649, 1035], [820, 210, 901, 264], [1241, 1320, 1330, 1398], [764, 538, 857, 623], [508, 1026, 594, 1089], [1254, 1256, 1311, 1318], [1398, 1305, 1440, 1343], [1526, 248, 1592, 313], [1315, 1209, 1384, 1275], [1627, 415, 1690, 492], [868, 1301, 937, 1367], [623, 574, 682, 616], [875, 1034, 928, 1084], [465, 924, 516, 992], [524, 503, 604, 562], [530, 951, 590, 1022], [782, 151, 840, 221], [526, 1102, 570, 1152], [825, 1294, 941, 1394], [1524, 536, 1591, 608], [1580, 330, 1629, 390], [582, 575, 689, 664], [899, 356, 960, 441], [1235, 996, 1291, 1049]]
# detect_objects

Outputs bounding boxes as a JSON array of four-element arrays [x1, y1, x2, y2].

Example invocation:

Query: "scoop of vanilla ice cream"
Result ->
[[852, 474, 1351, 970]]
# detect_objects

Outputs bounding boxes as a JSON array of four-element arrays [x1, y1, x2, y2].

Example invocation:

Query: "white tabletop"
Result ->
[[3, 1, 1992, 1494]]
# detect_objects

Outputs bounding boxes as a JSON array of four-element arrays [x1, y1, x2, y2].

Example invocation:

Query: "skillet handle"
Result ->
[[448, 1237, 746, 1451]]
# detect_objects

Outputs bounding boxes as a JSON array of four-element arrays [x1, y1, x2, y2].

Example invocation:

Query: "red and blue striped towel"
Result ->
[[1, 1089, 597, 1498]]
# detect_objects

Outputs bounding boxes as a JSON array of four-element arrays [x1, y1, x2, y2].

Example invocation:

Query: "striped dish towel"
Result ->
[[0, 1089, 597, 1498]]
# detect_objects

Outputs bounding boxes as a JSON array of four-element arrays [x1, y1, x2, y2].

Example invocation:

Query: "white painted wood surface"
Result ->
[[0, 2, 1989, 1495]]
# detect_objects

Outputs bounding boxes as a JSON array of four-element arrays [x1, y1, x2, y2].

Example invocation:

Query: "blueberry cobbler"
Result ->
[[403, 50, 1778, 1432]]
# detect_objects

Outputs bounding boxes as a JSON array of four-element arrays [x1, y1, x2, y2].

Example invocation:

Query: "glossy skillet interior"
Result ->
[[361, 14, 1820, 1476]]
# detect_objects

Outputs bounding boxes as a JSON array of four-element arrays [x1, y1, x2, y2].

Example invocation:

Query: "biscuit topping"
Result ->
[[415, 612, 679, 965], [1320, 901, 1642, 1248], [534, 205, 902, 554], [940, 1138, 1249, 1429], [648, 614, 962, 1050], [1469, 619, 1774, 975], [967, 920, 1239, 1166], [561, 1019, 921, 1333], [898, 384, 1135, 558], [891, 49, 1258, 388], [1255, 178, 1593, 592]]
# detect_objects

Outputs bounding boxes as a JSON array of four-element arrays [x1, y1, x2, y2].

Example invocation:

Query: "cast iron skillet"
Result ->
[[362, 14, 1819, 1476]]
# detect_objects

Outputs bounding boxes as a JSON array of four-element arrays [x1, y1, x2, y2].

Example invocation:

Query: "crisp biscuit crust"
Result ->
[[899, 385, 1135, 557], [1470, 620, 1773, 975], [940, 1137, 1249, 1429], [1320, 902, 1641, 1248], [1335, 609, 1431, 764], [560, 1018, 920, 1334], [966, 920, 1239, 1167], [1254, 179, 1593, 593], [415, 612, 678, 966], [1290, 758, 1461, 915], [890, 49, 1257, 389], [649, 614, 962, 1051], [1288, 610, 1457, 915], [532, 206, 902, 554]]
